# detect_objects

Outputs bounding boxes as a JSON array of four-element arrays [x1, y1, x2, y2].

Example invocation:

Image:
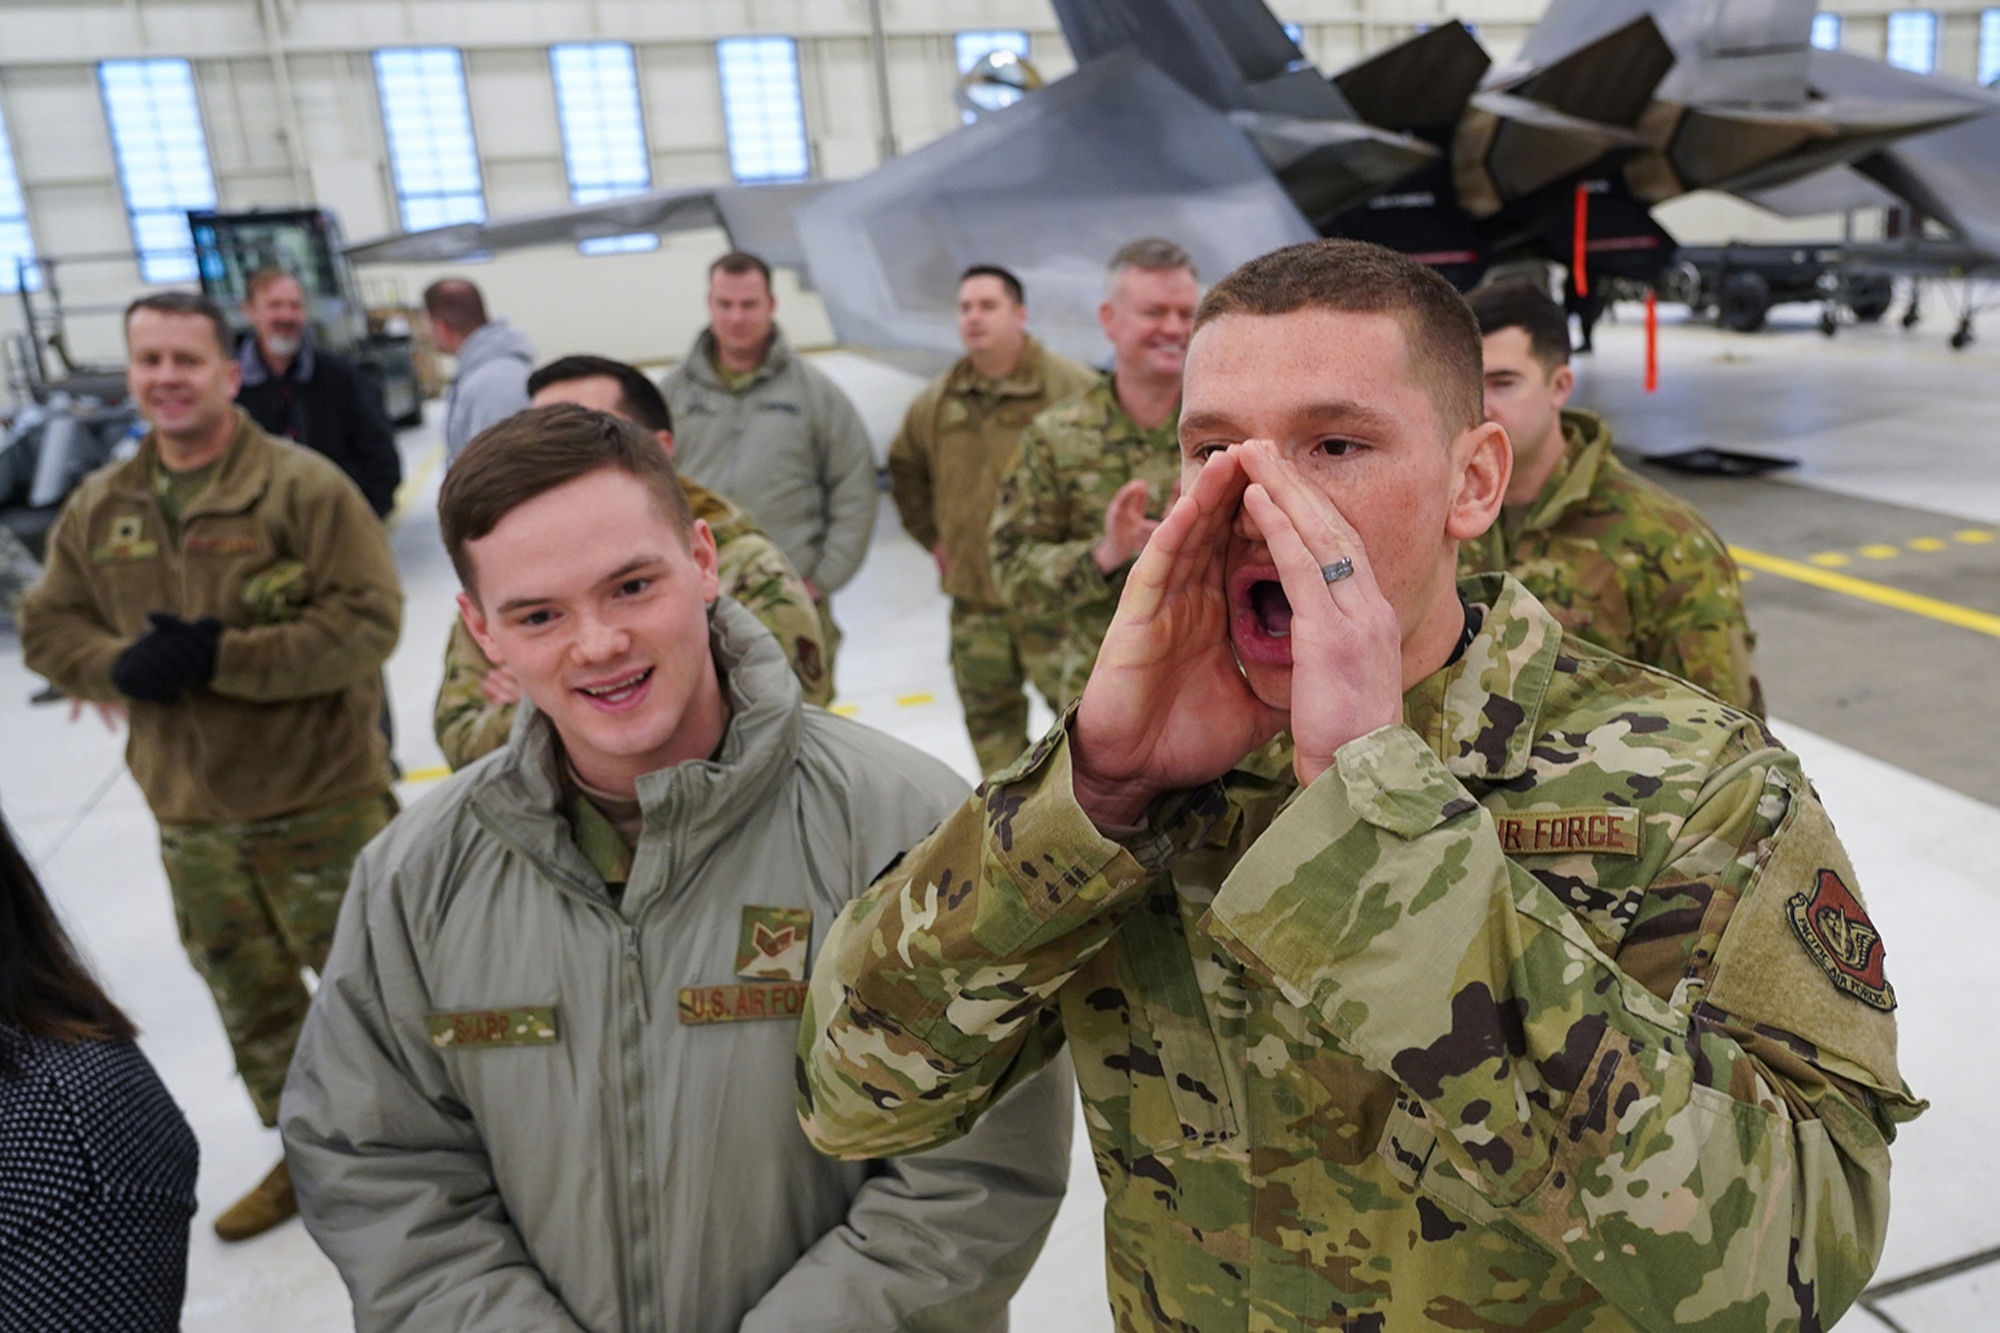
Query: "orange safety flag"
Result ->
[[1645, 288, 1659, 393], [1573, 183, 1590, 297]]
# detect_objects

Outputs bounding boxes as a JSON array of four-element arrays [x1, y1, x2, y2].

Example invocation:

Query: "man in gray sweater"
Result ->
[[662, 252, 877, 689]]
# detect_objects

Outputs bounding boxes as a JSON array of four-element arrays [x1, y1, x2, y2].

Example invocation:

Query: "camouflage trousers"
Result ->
[[950, 599, 1047, 777], [0, 524, 41, 621], [159, 789, 397, 1126]]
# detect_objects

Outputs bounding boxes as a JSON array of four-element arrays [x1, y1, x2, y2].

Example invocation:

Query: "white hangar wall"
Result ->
[[0, 0, 1993, 377]]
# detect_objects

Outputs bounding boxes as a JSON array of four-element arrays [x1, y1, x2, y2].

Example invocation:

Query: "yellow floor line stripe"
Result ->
[[387, 440, 445, 530], [1731, 546, 2000, 640], [402, 764, 451, 786]]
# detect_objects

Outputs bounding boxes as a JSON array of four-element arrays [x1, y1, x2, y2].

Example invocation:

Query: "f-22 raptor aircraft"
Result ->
[[344, 0, 1998, 363]]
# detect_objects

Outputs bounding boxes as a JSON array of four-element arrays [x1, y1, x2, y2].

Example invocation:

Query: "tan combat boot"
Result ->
[[213, 1159, 297, 1241]]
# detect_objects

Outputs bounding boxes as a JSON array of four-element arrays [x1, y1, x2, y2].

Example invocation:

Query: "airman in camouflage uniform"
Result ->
[[1463, 284, 1763, 714], [889, 264, 1098, 774], [434, 352, 830, 769], [20, 291, 401, 1240], [989, 239, 1200, 711], [801, 241, 1918, 1332]]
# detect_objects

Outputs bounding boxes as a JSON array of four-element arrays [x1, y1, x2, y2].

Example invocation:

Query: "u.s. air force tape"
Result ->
[[1493, 807, 1641, 857]]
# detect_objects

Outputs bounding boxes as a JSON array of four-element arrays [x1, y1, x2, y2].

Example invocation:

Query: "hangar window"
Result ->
[[716, 37, 811, 183], [0, 105, 34, 295], [97, 59, 218, 285], [373, 47, 486, 232], [1810, 14, 1842, 50], [1981, 10, 2000, 86], [1884, 10, 1938, 74], [955, 30, 1031, 123], [550, 42, 657, 255]]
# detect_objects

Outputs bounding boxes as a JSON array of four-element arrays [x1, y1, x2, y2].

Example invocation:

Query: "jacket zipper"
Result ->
[[623, 922, 651, 1023]]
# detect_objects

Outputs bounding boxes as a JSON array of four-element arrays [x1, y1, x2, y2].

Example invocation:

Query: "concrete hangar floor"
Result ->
[[2, 305, 1994, 1331]]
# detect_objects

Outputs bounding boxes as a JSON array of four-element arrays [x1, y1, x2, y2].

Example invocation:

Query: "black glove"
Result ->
[[110, 613, 223, 703]]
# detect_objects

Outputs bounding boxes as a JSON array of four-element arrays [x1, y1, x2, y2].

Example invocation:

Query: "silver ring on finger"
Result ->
[[1320, 557, 1355, 584]]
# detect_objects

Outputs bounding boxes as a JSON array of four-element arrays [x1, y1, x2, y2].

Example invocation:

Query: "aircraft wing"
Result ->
[[1806, 49, 2000, 258], [794, 49, 1320, 364], [1737, 164, 1904, 217], [342, 182, 831, 268]]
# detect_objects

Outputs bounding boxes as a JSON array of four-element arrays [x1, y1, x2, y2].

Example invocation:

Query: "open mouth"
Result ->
[[1229, 567, 1295, 668], [1249, 580, 1292, 638], [576, 667, 653, 708]]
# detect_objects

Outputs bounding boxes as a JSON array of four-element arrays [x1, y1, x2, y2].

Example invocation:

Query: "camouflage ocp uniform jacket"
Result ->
[[21, 414, 401, 825], [800, 573, 1922, 1333], [433, 476, 831, 770], [1459, 409, 1764, 716], [988, 375, 1180, 708], [888, 336, 1098, 608]]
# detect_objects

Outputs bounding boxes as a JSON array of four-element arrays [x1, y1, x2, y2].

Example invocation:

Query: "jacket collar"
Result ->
[[686, 325, 794, 391], [110, 411, 274, 518], [1401, 572, 1563, 785], [946, 335, 1053, 400], [236, 333, 315, 388], [468, 597, 805, 909], [1519, 408, 1612, 531]]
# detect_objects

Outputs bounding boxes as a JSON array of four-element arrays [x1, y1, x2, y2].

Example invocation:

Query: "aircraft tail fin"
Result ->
[[1048, 0, 1349, 118], [1333, 22, 1489, 134]]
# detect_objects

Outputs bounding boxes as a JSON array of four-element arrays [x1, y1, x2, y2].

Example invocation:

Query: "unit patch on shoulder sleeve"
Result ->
[[736, 905, 812, 980], [1788, 868, 1896, 1011]]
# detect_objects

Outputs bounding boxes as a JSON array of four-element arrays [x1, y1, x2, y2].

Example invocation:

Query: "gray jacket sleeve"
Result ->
[[746, 1054, 1074, 1331], [804, 372, 878, 594], [279, 849, 589, 1333]]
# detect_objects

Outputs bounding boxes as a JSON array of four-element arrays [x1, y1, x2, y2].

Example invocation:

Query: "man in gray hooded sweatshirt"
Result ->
[[424, 278, 536, 462]]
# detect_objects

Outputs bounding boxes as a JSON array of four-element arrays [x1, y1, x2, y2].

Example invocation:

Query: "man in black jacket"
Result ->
[[234, 268, 402, 518]]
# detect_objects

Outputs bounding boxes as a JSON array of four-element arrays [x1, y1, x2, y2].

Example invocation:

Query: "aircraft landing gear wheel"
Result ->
[[1950, 320, 1974, 351], [1819, 309, 1838, 337]]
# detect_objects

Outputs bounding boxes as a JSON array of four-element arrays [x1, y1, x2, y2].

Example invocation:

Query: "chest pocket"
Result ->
[[1114, 883, 1239, 1155]]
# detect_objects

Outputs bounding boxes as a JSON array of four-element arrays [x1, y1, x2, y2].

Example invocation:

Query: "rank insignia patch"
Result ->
[[736, 905, 812, 980], [1788, 869, 1895, 1011]]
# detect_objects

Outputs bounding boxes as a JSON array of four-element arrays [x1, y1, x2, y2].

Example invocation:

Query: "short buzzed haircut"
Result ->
[[1465, 282, 1573, 372], [125, 291, 233, 358], [245, 267, 302, 303], [528, 355, 674, 435], [959, 264, 1025, 306], [1105, 237, 1197, 298], [422, 278, 489, 335], [709, 251, 773, 288], [438, 403, 695, 598], [1195, 239, 1483, 433]]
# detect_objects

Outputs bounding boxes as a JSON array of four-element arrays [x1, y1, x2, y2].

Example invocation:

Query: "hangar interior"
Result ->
[[2, 1, 1998, 1330], [3, 0, 1999, 370]]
